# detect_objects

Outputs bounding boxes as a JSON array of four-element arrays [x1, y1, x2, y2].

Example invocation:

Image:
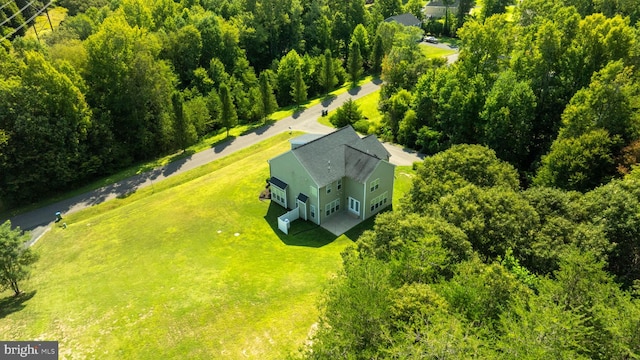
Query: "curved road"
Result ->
[[4, 80, 424, 241]]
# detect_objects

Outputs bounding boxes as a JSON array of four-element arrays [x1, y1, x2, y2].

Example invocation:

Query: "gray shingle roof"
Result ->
[[291, 126, 390, 187], [384, 13, 422, 27]]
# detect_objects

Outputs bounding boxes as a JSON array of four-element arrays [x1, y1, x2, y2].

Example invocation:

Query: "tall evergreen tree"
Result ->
[[171, 92, 197, 151], [347, 39, 364, 86], [370, 34, 384, 75], [257, 70, 278, 122], [320, 49, 337, 95], [219, 82, 237, 137], [291, 66, 308, 106]]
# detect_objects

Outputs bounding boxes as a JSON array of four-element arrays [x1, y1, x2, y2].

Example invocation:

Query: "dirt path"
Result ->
[[4, 80, 423, 241]]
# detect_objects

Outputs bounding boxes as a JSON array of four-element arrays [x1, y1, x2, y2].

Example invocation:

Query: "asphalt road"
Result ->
[[4, 80, 424, 241]]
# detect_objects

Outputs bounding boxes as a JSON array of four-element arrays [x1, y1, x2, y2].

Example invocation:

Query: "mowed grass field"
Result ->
[[0, 132, 415, 359]]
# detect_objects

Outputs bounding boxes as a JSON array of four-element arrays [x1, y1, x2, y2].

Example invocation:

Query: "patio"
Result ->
[[321, 211, 362, 236]]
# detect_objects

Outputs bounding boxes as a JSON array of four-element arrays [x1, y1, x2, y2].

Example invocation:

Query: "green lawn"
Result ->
[[420, 44, 457, 59], [319, 89, 382, 133], [0, 133, 415, 359], [24, 6, 67, 39]]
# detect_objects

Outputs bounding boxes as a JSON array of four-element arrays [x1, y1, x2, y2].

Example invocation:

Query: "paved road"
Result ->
[[4, 80, 424, 240]]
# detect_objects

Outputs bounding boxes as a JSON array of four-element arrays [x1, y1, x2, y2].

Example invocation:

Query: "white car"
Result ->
[[424, 36, 438, 44]]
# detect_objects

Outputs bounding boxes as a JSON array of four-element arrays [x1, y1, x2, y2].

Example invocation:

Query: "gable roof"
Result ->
[[289, 126, 391, 187], [384, 13, 422, 27], [426, 0, 460, 7]]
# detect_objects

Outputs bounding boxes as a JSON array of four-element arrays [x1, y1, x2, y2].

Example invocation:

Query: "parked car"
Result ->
[[424, 36, 438, 43]]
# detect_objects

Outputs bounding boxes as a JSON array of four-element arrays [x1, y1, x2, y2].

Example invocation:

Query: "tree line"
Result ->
[[376, 0, 640, 192], [0, 0, 428, 207], [304, 144, 640, 359]]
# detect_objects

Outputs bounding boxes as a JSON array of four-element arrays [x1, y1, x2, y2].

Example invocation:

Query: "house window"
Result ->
[[370, 178, 380, 192], [337, 179, 342, 190], [310, 205, 316, 218], [325, 199, 340, 216], [370, 192, 388, 213], [326, 183, 332, 194], [272, 187, 286, 207]]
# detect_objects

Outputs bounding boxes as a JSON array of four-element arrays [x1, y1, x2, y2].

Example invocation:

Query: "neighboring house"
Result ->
[[424, 0, 460, 18], [267, 126, 395, 233], [384, 13, 422, 28]]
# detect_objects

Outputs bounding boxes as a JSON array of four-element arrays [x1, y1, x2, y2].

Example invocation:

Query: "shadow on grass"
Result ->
[[0, 290, 36, 319], [264, 202, 336, 248]]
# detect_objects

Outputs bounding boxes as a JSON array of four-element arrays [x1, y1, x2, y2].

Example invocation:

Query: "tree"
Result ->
[[290, 65, 308, 107], [370, 34, 384, 75], [374, 0, 403, 19], [276, 49, 304, 106], [218, 82, 237, 137], [534, 129, 619, 192], [480, 70, 537, 169], [257, 70, 278, 122], [171, 92, 197, 151], [405, 144, 520, 215], [329, 98, 362, 128], [0, 221, 38, 296], [319, 49, 337, 95], [0, 51, 92, 205], [347, 38, 363, 86], [351, 24, 370, 67], [166, 24, 203, 87], [559, 61, 640, 143]]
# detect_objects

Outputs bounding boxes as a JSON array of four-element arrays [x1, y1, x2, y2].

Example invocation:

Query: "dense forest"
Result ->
[[2, 0, 640, 356]]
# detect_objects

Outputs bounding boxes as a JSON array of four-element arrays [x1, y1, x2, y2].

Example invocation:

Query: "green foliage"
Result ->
[[218, 82, 237, 137], [405, 144, 520, 214], [534, 129, 620, 191], [256, 69, 278, 122], [0, 50, 92, 204], [309, 257, 393, 359], [480, 70, 537, 168], [329, 98, 362, 128], [0, 221, 38, 296], [290, 66, 308, 106], [171, 92, 197, 151], [319, 49, 337, 95], [347, 38, 363, 86]]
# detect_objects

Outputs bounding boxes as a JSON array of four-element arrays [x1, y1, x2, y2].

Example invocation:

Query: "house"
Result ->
[[424, 0, 460, 18], [267, 126, 395, 234], [384, 13, 422, 28]]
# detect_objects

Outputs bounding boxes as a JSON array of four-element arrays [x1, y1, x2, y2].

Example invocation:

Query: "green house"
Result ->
[[268, 126, 395, 234]]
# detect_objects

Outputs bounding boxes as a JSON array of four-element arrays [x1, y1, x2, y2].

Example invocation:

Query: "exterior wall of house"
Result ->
[[344, 176, 366, 220], [268, 153, 320, 224], [318, 177, 344, 224], [363, 161, 396, 220], [424, 6, 458, 18]]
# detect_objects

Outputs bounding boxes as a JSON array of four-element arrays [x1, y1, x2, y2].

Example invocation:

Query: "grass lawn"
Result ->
[[420, 44, 457, 59], [0, 133, 416, 359], [319, 89, 382, 133], [24, 6, 67, 39]]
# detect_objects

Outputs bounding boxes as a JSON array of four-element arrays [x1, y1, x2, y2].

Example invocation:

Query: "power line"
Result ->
[[0, 0, 17, 13], [0, 0, 53, 42], [0, 0, 37, 28]]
